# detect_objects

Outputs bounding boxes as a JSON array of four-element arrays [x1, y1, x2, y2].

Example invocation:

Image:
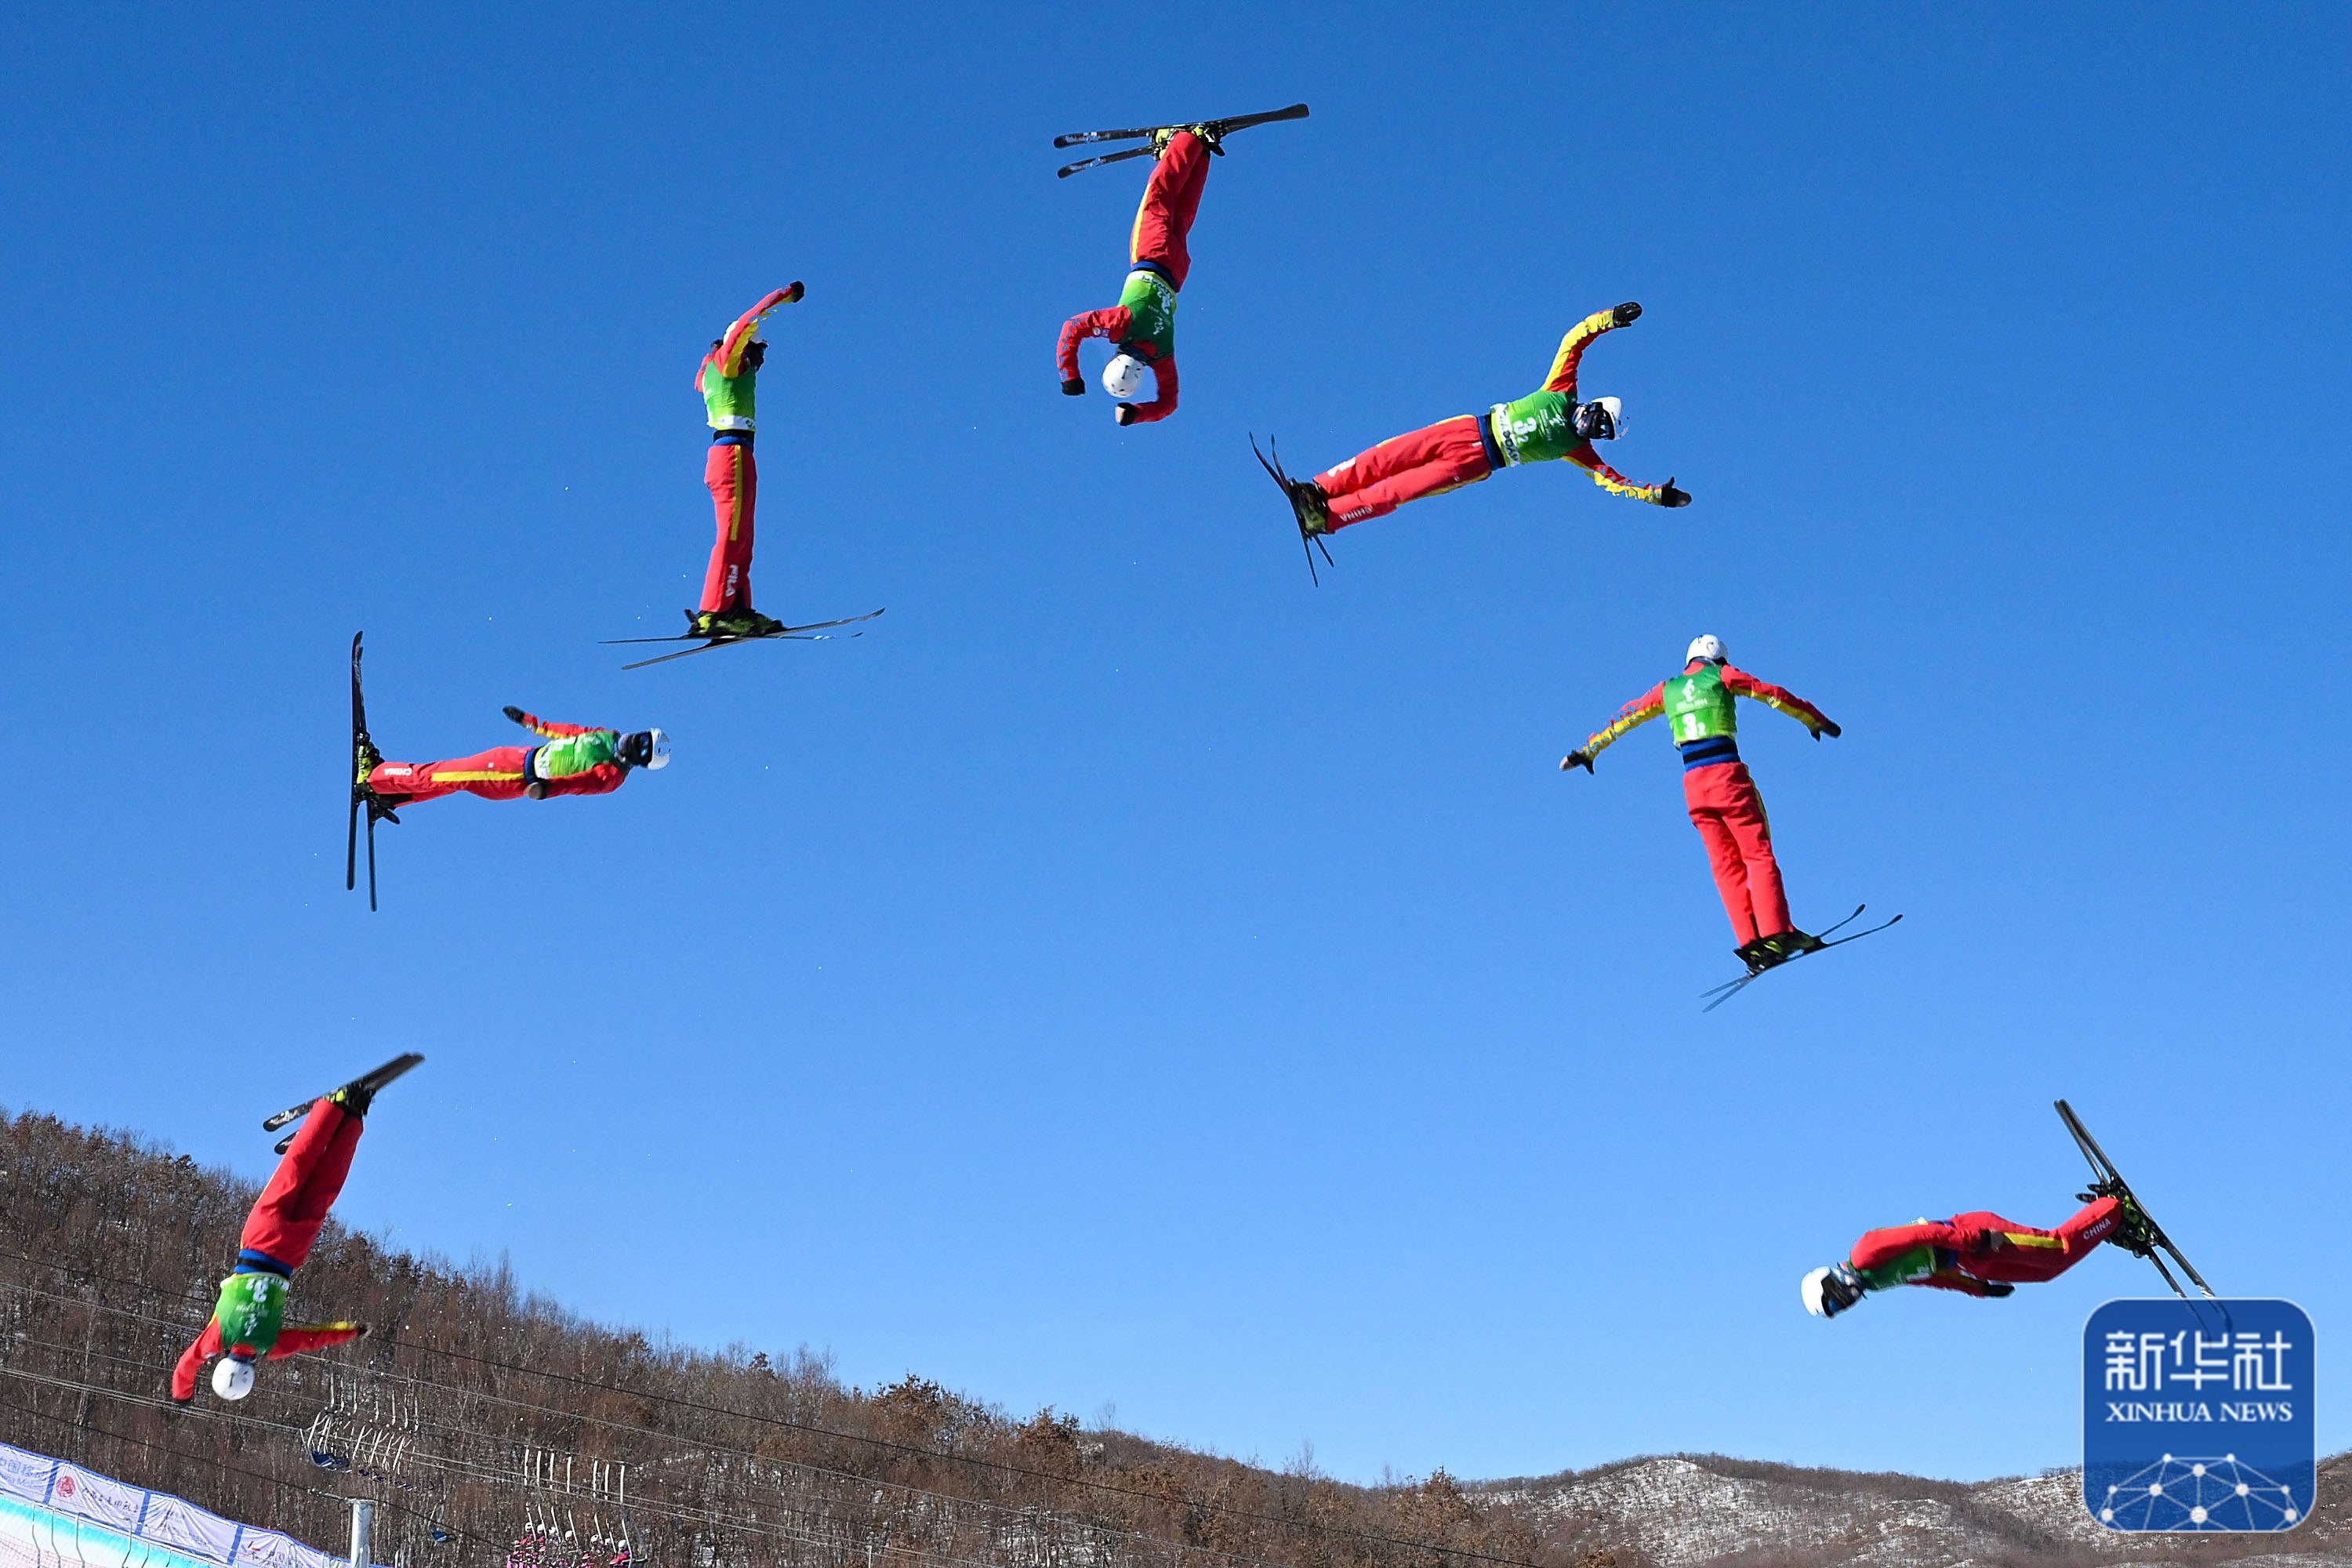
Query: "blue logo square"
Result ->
[[2082, 1298, 2313, 1531]]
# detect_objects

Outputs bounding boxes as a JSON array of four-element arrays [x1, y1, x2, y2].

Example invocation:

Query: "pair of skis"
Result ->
[[1699, 904, 1904, 1012], [1054, 103, 1308, 178], [1250, 435, 1334, 585], [599, 608, 884, 670], [2055, 1098, 2218, 1301], [347, 633, 398, 913], [261, 1053, 423, 1154]]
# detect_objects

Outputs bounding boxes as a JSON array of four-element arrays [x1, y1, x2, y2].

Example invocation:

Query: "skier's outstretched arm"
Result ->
[[1722, 666, 1839, 738], [707, 285, 799, 384], [270, 1322, 367, 1357], [1117, 357, 1178, 424], [1541, 303, 1640, 395], [1058, 307, 1132, 394], [503, 706, 594, 739], [1563, 445, 1686, 506], [171, 1320, 223, 1402], [1563, 682, 1666, 771]]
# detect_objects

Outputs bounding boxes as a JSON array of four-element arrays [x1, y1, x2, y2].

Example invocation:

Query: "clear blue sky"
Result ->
[[2, 3, 2347, 1486]]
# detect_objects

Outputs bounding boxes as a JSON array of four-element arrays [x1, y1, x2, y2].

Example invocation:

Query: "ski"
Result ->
[[1699, 906, 1902, 1012], [601, 609, 884, 671], [2054, 1098, 2218, 1301], [1250, 434, 1334, 585], [1054, 103, 1308, 176], [262, 1053, 426, 1134], [347, 633, 397, 913]]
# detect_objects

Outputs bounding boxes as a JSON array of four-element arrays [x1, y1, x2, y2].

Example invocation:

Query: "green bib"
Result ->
[[701, 358, 758, 430], [215, 1272, 287, 1356], [1853, 1244, 1940, 1293], [536, 730, 619, 779], [1116, 269, 1177, 359], [1664, 666, 1739, 746], [1487, 389, 1579, 466]]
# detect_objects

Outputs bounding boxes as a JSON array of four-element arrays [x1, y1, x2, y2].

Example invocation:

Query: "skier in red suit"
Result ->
[[360, 709, 669, 810], [1802, 1191, 2156, 1317], [691, 283, 802, 640], [1057, 126, 1221, 425], [172, 1081, 395, 1402], [1562, 636, 1838, 971]]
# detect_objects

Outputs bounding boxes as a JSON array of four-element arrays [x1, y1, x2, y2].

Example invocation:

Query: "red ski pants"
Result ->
[[700, 438, 757, 614], [368, 747, 532, 804], [1131, 130, 1210, 289], [1852, 1197, 2122, 1285], [240, 1100, 362, 1272], [1314, 416, 1494, 530], [1682, 760, 1791, 946]]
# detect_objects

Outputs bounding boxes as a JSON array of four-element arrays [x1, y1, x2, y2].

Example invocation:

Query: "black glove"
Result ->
[[526, 782, 549, 801], [1983, 1280, 2016, 1298], [1813, 718, 1842, 740], [1560, 751, 1595, 774], [1658, 478, 1691, 508], [1612, 301, 1642, 326], [502, 705, 528, 725], [1062, 377, 1086, 397], [354, 1323, 372, 1339], [782, 280, 805, 303], [1114, 403, 1138, 426]]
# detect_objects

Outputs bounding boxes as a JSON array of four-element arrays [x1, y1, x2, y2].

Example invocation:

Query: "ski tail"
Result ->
[[1205, 102, 1309, 137], [261, 1053, 426, 1133], [1056, 145, 1155, 179]]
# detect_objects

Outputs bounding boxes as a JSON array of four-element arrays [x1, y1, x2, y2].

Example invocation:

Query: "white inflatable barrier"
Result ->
[[0, 1441, 381, 1568]]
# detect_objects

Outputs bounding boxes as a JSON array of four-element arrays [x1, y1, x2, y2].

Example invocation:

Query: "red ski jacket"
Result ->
[[510, 710, 630, 799], [1056, 309, 1178, 423], [172, 1316, 364, 1401]]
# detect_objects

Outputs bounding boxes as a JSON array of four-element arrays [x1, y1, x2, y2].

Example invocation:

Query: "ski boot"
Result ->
[[1284, 477, 1332, 538], [1153, 122, 1224, 157], [692, 606, 789, 640], [1734, 937, 1776, 975], [1757, 928, 1827, 964], [2097, 1189, 2161, 1258], [351, 737, 405, 821]]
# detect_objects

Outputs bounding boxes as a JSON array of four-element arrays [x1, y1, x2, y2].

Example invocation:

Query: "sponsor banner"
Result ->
[[2082, 1298, 2315, 1531], [0, 1441, 376, 1568]]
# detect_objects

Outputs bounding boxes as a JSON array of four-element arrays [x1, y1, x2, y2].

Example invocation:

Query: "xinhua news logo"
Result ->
[[2082, 1298, 2314, 1532]]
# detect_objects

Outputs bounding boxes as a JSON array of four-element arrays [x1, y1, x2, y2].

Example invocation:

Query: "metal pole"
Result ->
[[350, 1500, 374, 1568]]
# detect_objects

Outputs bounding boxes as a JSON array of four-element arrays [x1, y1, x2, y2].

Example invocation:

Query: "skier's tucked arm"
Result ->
[[1565, 683, 1667, 769], [1057, 307, 1132, 392], [1541, 304, 1636, 394], [267, 1323, 366, 1358], [1919, 1269, 2009, 1298], [711, 286, 797, 381], [1120, 356, 1178, 424], [1721, 666, 1838, 737], [1563, 444, 1671, 505], [171, 1320, 223, 1401], [503, 706, 593, 739]]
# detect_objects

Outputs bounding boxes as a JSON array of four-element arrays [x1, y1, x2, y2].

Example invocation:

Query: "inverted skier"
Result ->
[[1056, 125, 1225, 425], [359, 708, 669, 811], [1269, 303, 1691, 539], [1561, 636, 1839, 972], [171, 1069, 411, 1402], [1802, 1189, 2158, 1318], [690, 283, 803, 639]]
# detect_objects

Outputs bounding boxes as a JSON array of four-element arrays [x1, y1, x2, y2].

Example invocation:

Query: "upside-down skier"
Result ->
[[1802, 1189, 2158, 1318], [358, 708, 669, 811], [1561, 637, 1838, 973], [689, 283, 803, 640], [171, 1063, 418, 1402], [1265, 303, 1690, 539], [1054, 125, 1223, 425]]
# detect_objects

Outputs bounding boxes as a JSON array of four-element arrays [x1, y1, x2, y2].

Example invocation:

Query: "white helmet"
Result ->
[[1801, 1264, 1864, 1319], [213, 1356, 256, 1400], [1102, 353, 1147, 401], [1590, 396, 1624, 437], [644, 728, 671, 770], [1686, 634, 1727, 665]]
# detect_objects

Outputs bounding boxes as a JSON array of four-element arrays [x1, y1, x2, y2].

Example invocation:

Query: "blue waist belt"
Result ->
[[234, 1249, 294, 1279], [1677, 735, 1741, 771], [1476, 411, 1506, 473], [710, 430, 753, 447]]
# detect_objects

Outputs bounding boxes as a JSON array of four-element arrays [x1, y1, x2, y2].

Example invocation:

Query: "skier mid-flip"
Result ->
[[689, 283, 803, 640], [358, 708, 670, 811], [1056, 125, 1221, 426], [172, 1058, 420, 1402], [1561, 637, 1840, 972], [1264, 303, 1691, 543], [1802, 1193, 2157, 1318]]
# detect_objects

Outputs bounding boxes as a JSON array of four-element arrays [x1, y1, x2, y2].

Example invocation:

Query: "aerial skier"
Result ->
[[358, 707, 670, 811], [171, 1058, 422, 1402], [1801, 1192, 2158, 1318], [1560, 637, 1839, 973], [689, 282, 803, 640], [1261, 303, 1691, 547]]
